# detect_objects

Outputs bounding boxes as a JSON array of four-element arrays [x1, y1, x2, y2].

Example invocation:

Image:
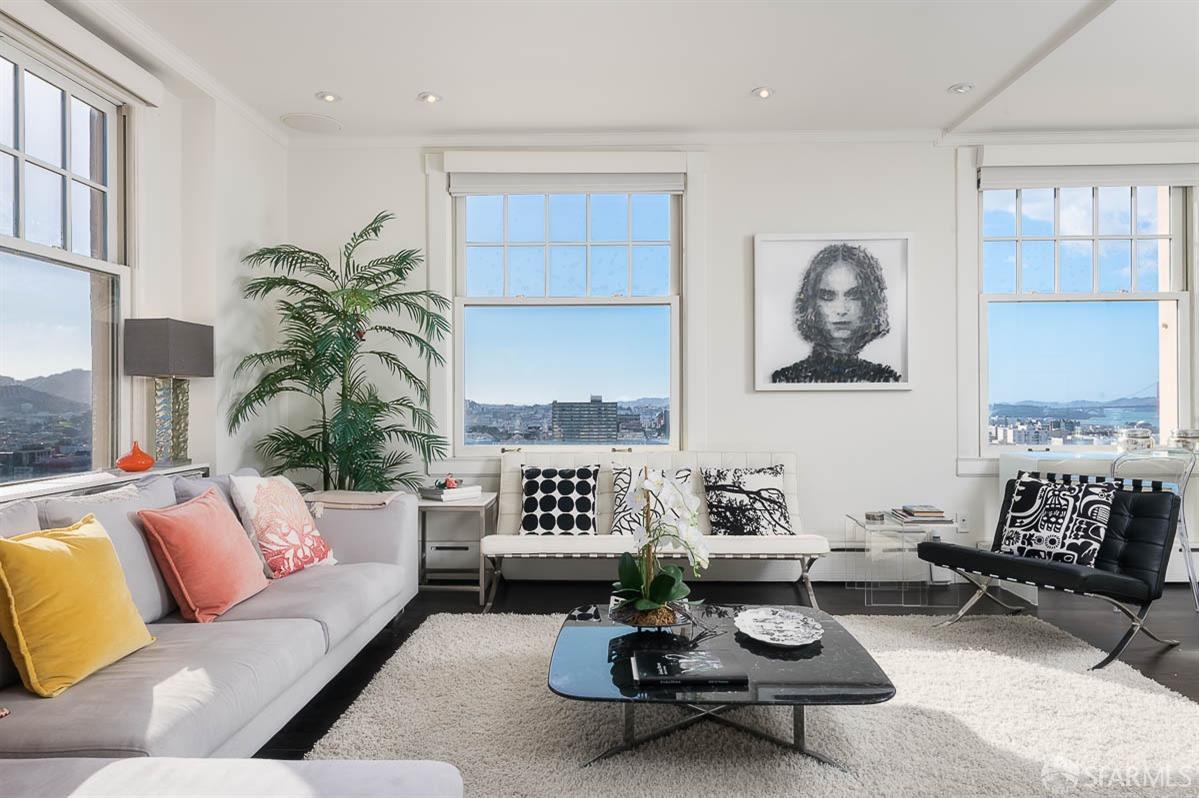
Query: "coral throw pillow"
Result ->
[[229, 476, 336, 578], [0, 515, 154, 697], [137, 488, 269, 622]]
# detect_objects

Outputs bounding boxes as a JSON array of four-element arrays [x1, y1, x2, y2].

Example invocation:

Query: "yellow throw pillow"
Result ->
[[0, 514, 153, 697]]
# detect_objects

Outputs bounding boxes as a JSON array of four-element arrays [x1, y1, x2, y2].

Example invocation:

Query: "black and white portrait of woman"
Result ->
[[754, 234, 910, 391]]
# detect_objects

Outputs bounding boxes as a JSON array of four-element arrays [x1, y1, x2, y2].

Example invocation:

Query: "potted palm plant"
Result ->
[[611, 468, 710, 626], [228, 211, 449, 491]]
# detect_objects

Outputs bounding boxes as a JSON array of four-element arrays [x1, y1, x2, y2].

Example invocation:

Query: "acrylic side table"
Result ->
[[845, 514, 960, 607]]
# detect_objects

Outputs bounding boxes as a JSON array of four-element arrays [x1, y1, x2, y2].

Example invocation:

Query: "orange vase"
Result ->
[[116, 441, 155, 473]]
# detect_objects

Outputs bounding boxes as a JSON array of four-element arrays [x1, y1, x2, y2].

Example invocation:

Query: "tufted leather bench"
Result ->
[[479, 451, 829, 611]]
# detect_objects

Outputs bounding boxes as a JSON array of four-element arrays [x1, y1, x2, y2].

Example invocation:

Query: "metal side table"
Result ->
[[418, 492, 498, 593], [1111, 449, 1198, 612]]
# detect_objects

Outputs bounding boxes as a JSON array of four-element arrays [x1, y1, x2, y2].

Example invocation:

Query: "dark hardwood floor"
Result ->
[[256, 580, 1199, 759]]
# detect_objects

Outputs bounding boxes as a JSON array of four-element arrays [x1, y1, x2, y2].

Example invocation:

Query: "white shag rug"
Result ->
[[308, 613, 1199, 797]]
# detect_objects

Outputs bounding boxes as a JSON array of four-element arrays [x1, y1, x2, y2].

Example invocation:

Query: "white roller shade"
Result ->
[[979, 163, 1199, 189], [448, 171, 684, 195]]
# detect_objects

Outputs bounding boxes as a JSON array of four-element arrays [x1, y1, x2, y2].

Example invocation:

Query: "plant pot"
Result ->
[[609, 600, 686, 629]]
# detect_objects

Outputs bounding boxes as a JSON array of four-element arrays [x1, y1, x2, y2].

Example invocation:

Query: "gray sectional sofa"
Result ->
[[0, 471, 420, 760]]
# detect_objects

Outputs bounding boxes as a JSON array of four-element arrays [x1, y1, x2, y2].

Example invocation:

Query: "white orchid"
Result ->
[[612, 467, 710, 621]]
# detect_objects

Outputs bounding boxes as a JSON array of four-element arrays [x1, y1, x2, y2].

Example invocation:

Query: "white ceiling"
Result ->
[[56, 0, 1199, 138]]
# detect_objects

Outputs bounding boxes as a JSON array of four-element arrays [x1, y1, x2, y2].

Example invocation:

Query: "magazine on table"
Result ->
[[630, 651, 748, 687]]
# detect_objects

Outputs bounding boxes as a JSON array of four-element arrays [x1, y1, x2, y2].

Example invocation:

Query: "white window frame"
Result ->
[[425, 152, 709, 478], [451, 191, 682, 456], [0, 35, 131, 485], [956, 144, 1197, 475]]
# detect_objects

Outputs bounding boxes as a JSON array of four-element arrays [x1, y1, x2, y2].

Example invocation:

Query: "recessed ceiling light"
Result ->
[[314, 91, 340, 103], [947, 82, 975, 95], [751, 86, 773, 99], [417, 91, 442, 104]]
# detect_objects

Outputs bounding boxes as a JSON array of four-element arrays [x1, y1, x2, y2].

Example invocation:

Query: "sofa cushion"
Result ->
[[229, 475, 336, 578], [173, 469, 268, 573], [214, 562, 404, 650], [0, 618, 325, 757], [0, 515, 154, 697], [37, 478, 179, 623], [0, 501, 39, 689], [137, 489, 269, 622], [0, 500, 38, 536], [917, 540, 1151, 602]]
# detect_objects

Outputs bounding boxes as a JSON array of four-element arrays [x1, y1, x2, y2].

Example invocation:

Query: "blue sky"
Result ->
[[0, 251, 96, 379], [988, 301, 1159, 403], [464, 305, 670, 404]]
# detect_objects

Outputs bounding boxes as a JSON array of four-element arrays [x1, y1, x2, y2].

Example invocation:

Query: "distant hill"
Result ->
[[0, 384, 89, 417], [21, 369, 91, 405]]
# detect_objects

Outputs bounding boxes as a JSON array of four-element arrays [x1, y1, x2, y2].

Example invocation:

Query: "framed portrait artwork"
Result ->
[[754, 233, 911, 391]]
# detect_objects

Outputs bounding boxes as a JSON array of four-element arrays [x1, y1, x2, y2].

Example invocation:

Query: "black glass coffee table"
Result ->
[[548, 603, 894, 767]]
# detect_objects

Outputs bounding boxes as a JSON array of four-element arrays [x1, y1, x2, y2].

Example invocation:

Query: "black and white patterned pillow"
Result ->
[[611, 466, 697, 536], [519, 465, 598, 535], [999, 474, 1115, 566], [700, 465, 793, 536]]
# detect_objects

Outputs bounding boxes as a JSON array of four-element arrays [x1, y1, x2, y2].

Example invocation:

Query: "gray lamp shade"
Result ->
[[124, 318, 214, 378]]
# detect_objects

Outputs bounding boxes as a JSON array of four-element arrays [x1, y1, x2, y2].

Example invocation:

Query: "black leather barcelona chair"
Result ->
[[917, 478, 1181, 670]]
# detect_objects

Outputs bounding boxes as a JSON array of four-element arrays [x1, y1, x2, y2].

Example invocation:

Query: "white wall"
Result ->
[[132, 91, 289, 472], [700, 141, 988, 540]]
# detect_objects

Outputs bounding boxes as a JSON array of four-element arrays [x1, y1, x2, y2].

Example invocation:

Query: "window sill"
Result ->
[[0, 462, 210, 503]]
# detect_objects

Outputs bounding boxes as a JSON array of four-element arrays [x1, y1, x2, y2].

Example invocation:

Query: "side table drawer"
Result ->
[[425, 540, 479, 571]]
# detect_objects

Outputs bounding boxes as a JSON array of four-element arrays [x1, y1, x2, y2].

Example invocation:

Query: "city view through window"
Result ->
[[463, 305, 671, 446], [987, 300, 1164, 447], [0, 251, 114, 485]]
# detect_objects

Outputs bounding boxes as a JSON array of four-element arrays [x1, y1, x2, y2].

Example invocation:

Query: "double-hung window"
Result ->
[[0, 40, 123, 485], [980, 184, 1190, 451], [453, 187, 680, 453]]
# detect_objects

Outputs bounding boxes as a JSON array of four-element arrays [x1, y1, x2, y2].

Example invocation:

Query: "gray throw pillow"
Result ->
[[174, 468, 270, 576], [0, 500, 39, 688], [37, 477, 180, 623]]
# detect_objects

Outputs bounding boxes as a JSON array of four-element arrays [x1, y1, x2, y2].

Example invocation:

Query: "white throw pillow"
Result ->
[[229, 475, 336, 578], [610, 465, 699, 536]]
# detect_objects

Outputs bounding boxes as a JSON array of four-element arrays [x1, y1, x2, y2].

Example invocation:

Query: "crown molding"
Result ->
[[938, 128, 1199, 147], [288, 127, 943, 151], [51, 0, 288, 146]]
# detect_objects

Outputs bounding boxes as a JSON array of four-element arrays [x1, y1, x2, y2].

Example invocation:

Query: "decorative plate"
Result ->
[[734, 607, 823, 647]]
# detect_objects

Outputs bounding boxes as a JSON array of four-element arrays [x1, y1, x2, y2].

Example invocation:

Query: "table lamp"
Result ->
[[124, 318, 214, 464]]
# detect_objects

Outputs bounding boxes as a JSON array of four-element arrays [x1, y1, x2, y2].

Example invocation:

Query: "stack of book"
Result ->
[[419, 484, 483, 502], [889, 504, 953, 525]]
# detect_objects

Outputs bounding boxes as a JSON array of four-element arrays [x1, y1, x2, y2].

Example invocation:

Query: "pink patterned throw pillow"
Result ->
[[229, 476, 335, 578]]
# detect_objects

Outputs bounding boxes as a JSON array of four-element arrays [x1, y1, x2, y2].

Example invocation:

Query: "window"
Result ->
[[455, 191, 679, 451], [980, 185, 1188, 450], [0, 41, 122, 485]]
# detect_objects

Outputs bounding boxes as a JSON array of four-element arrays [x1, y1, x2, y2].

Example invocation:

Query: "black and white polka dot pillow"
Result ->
[[519, 465, 599, 535]]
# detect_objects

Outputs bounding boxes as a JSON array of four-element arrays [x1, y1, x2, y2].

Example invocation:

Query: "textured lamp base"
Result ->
[[154, 377, 191, 465]]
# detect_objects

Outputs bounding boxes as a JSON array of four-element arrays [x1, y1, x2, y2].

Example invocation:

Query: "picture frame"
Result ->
[[754, 233, 912, 392]]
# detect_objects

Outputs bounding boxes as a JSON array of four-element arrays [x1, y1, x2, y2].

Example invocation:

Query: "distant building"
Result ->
[[552, 395, 618, 442]]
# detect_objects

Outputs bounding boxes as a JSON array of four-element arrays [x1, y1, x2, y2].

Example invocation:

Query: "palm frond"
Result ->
[[244, 245, 336, 281], [342, 211, 395, 269], [366, 324, 445, 365]]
